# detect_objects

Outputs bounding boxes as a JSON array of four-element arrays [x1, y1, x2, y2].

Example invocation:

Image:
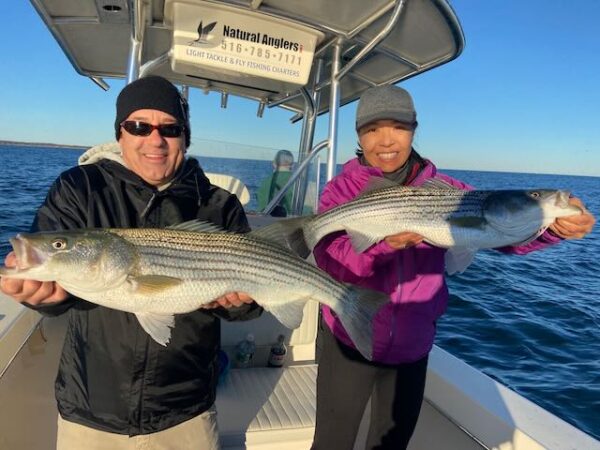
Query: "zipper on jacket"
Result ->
[[385, 264, 403, 354], [139, 192, 157, 220]]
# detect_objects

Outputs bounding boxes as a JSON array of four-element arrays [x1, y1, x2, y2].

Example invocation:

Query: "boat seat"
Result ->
[[216, 365, 317, 449], [217, 295, 319, 449], [205, 172, 251, 206]]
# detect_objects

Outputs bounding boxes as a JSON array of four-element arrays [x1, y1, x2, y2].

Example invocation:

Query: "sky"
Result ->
[[1, 1, 599, 176]]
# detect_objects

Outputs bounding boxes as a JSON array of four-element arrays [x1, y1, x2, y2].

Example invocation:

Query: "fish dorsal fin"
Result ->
[[445, 247, 477, 275], [348, 228, 381, 253], [128, 275, 183, 294], [421, 178, 459, 190], [135, 312, 175, 346], [360, 176, 397, 195], [168, 219, 226, 233], [265, 299, 307, 329]]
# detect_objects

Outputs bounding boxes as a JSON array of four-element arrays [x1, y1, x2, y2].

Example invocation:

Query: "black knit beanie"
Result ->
[[115, 76, 191, 147]]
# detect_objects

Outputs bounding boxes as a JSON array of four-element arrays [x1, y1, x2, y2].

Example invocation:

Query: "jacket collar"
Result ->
[[342, 155, 438, 186], [80, 142, 211, 196]]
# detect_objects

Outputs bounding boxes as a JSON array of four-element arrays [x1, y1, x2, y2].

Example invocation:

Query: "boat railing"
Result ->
[[0, 295, 42, 380]]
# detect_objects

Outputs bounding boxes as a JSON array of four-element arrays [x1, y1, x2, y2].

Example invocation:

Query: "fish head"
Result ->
[[1, 230, 136, 292], [483, 189, 582, 238]]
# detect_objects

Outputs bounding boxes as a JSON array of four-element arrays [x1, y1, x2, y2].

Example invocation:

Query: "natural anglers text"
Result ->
[[223, 25, 302, 52]]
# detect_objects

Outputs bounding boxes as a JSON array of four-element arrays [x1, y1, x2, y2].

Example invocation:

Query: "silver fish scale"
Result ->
[[107, 229, 349, 312], [328, 188, 488, 221], [308, 188, 490, 248]]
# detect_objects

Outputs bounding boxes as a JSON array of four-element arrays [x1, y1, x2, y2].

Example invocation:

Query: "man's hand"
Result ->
[[0, 252, 69, 305], [202, 292, 255, 309], [384, 232, 424, 250], [548, 197, 595, 240]]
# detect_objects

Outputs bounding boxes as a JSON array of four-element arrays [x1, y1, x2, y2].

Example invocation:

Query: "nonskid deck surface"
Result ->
[[0, 314, 65, 450]]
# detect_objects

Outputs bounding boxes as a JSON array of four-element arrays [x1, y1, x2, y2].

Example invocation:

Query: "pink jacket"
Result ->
[[314, 157, 562, 364]]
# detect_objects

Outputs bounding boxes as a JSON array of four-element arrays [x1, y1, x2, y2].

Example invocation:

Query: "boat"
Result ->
[[1, 0, 599, 448]]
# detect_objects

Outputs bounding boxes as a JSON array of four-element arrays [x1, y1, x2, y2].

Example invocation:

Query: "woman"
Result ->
[[310, 85, 595, 450]]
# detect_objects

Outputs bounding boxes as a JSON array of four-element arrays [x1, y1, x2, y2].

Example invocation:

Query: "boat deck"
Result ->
[[0, 313, 484, 450]]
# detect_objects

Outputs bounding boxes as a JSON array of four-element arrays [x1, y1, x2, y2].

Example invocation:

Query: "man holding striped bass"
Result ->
[[0, 76, 262, 449]]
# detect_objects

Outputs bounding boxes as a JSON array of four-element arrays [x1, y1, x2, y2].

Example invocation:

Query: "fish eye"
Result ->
[[530, 191, 541, 198], [51, 238, 68, 250]]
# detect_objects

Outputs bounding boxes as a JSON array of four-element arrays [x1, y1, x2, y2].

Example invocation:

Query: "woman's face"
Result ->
[[358, 119, 415, 173]]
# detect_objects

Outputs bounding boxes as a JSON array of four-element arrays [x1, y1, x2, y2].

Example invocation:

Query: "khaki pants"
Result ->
[[56, 406, 220, 450]]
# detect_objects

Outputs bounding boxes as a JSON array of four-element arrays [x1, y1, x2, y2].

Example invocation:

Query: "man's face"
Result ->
[[358, 119, 415, 173], [118, 109, 186, 186]]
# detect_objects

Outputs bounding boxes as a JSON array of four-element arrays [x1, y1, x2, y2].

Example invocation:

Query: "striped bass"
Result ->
[[0, 222, 388, 359], [274, 179, 582, 274]]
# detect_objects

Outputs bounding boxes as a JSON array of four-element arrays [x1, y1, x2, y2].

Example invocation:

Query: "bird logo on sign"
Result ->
[[188, 20, 218, 46]]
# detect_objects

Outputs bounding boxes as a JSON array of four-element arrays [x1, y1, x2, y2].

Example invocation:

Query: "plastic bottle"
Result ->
[[235, 333, 256, 368], [217, 349, 230, 385], [267, 334, 287, 368]]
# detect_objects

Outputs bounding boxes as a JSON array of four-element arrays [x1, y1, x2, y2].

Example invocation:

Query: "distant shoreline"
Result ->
[[0, 140, 87, 151]]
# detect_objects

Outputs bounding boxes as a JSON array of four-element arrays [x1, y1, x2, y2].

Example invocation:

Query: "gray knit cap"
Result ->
[[355, 85, 417, 131]]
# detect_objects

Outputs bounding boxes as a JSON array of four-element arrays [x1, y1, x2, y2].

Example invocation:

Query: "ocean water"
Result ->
[[1, 144, 598, 439]]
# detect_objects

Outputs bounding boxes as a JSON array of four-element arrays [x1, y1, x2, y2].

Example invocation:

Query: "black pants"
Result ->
[[311, 321, 428, 450]]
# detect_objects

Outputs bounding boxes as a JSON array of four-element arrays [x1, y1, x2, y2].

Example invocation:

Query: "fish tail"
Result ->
[[334, 286, 389, 360], [252, 216, 315, 259], [287, 221, 313, 259]]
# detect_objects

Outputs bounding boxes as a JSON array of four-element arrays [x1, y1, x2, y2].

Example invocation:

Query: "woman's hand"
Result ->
[[548, 197, 595, 239], [202, 292, 255, 309], [384, 232, 424, 250]]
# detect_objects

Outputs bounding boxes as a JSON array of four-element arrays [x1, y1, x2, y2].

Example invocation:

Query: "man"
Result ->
[[256, 149, 295, 217], [0, 76, 260, 449]]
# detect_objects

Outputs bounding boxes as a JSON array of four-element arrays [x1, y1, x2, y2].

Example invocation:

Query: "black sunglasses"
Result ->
[[120, 120, 185, 138]]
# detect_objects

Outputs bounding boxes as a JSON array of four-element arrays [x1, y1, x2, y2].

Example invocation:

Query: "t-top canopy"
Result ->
[[30, 0, 464, 114]]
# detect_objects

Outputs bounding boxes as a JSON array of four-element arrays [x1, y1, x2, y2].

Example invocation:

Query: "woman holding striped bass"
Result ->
[[310, 85, 595, 450]]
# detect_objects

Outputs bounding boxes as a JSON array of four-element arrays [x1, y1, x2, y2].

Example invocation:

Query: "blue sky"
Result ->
[[1, 1, 599, 176]]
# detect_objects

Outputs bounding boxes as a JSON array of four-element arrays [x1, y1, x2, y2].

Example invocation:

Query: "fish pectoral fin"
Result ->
[[128, 275, 183, 294], [135, 313, 175, 346], [447, 216, 487, 229], [348, 229, 380, 253], [445, 247, 477, 275], [265, 300, 307, 329]]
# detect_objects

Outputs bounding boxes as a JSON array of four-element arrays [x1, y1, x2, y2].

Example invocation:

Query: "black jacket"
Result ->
[[31, 156, 261, 435]]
